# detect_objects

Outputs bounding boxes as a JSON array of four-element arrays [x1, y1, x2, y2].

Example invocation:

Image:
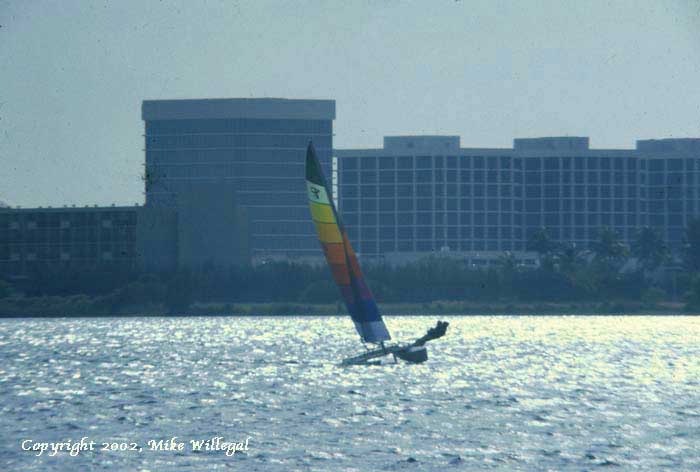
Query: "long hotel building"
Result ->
[[336, 136, 700, 263]]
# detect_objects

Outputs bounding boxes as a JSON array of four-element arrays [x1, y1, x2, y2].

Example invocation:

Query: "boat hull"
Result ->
[[395, 345, 428, 364], [341, 344, 427, 366]]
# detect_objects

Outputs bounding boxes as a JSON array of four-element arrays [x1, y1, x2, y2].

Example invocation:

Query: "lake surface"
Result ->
[[0, 316, 699, 471]]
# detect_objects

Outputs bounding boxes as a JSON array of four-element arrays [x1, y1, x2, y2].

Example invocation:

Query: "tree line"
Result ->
[[3, 220, 700, 313]]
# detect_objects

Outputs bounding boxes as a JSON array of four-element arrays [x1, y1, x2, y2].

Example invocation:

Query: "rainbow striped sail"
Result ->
[[305, 143, 391, 344]]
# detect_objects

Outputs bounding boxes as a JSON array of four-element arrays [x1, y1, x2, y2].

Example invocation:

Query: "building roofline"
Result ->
[[335, 147, 638, 157], [142, 98, 336, 121], [1, 205, 143, 213]]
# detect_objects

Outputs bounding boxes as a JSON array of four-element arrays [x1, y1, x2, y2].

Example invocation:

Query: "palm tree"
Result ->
[[591, 227, 629, 269], [526, 227, 561, 271], [555, 242, 586, 274], [683, 218, 700, 272], [496, 252, 520, 300], [632, 227, 669, 272], [526, 227, 558, 256], [496, 251, 517, 270]]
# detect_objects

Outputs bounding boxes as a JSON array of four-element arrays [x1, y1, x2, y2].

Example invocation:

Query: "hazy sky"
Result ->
[[1, 0, 699, 207]]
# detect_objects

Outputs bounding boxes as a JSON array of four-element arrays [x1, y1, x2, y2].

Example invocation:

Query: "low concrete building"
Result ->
[[0, 205, 173, 277], [0, 201, 249, 278]]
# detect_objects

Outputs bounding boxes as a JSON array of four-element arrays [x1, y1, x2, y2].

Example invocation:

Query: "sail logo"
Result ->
[[306, 182, 330, 204]]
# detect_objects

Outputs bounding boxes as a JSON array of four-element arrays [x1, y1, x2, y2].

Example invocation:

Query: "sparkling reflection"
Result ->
[[0, 316, 698, 471]]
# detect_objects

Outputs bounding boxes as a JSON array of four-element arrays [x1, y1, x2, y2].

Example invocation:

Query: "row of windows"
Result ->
[[146, 187, 308, 206], [149, 175, 305, 192], [342, 185, 521, 199], [336, 213, 690, 230], [648, 201, 697, 212], [342, 170, 700, 188], [349, 227, 524, 240], [343, 199, 473, 212], [342, 198, 646, 213], [342, 169, 521, 184], [648, 159, 700, 172], [254, 236, 321, 250], [0, 245, 136, 259], [524, 227, 640, 240], [1, 227, 136, 244], [525, 200, 641, 212], [342, 170, 654, 186], [341, 212, 643, 226], [345, 213, 517, 226], [147, 188, 311, 207], [354, 240, 524, 253], [348, 226, 639, 247], [0, 260, 139, 270], [356, 234, 676, 253], [532, 171, 638, 184], [148, 165, 328, 183], [339, 155, 695, 173], [341, 157, 700, 176], [649, 174, 696, 185], [146, 133, 331, 150], [649, 189, 696, 199], [525, 157, 639, 171], [342, 198, 698, 214], [527, 187, 640, 198], [650, 215, 691, 226], [526, 214, 639, 226], [341, 155, 513, 171], [0, 212, 136, 228], [343, 198, 517, 212], [342, 184, 642, 199], [149, 162, 305, 179], [147, 148, 331, 166], [343, 184, 519, 198], [146, 119, 332, 135]]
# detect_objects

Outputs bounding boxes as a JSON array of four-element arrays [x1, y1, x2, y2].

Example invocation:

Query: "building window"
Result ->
[[417, 213, 433, 225], [417, 156, 432, 169], [342, 157, 358, 170], [378, 157, 394, 169]]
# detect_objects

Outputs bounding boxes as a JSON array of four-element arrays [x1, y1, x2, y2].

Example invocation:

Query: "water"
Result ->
[[0, 316, 698, 471]]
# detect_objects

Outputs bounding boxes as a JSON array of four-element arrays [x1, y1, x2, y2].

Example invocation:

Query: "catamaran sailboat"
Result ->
[[305, 143, 448, 365]]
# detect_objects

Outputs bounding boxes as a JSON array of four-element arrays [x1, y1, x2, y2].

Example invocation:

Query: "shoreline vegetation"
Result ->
[[0, 300, 696, 318], [0, 297, 700, 319], [3, 224, 700, 317]]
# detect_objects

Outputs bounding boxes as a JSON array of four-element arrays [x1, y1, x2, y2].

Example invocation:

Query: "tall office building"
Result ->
[[336, 136, 700, 264], [142, 98, 335, 261]]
